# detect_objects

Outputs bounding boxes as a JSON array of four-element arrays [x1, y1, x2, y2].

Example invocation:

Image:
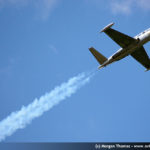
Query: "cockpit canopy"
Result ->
[[135, 28, 150, 38]]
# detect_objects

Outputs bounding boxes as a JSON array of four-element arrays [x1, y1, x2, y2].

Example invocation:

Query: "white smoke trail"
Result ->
[[0, 71, 94, 141]]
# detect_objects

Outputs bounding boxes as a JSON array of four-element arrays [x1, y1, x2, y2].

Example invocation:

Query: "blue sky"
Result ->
[[0, 0, 150, 142]]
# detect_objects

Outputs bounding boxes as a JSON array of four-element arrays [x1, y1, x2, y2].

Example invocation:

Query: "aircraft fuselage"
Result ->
[[100, 28, 150, 68]]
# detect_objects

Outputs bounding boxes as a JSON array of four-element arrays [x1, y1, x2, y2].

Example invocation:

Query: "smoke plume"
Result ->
[[0, 71, 94, 141]]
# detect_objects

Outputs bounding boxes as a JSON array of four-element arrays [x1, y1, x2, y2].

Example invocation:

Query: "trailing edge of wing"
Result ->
[[89, 47, 107, 65]]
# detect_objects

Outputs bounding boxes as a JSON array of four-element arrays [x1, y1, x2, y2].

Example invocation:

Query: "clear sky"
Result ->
[[0, 0, 150, 142]]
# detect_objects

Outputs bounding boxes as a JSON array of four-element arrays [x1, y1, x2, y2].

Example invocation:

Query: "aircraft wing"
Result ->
[[101, 23, 137, 48], [130, 46, 150, 70], [103, 28, 137, 48]]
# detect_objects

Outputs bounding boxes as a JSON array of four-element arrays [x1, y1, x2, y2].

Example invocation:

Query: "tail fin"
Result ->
[[89, 47, 107, 65]]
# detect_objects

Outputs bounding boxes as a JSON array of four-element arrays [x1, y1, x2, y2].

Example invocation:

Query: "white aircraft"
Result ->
[[89, 23, 150, 71]]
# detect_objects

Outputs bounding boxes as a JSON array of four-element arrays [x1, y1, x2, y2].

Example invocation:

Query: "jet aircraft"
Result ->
[[89, 23, 150, 71]]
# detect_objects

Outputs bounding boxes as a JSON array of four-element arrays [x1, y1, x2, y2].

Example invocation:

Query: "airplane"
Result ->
[[89, 23, 150, 71]]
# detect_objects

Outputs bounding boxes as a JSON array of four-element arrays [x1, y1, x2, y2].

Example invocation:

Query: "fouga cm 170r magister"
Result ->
[[89, 23, 150, 71]]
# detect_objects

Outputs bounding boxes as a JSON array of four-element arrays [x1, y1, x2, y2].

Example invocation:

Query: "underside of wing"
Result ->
[[130, 46, 150, 70], [104, 28, 137, 48], [101, 23, 137, 48]]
